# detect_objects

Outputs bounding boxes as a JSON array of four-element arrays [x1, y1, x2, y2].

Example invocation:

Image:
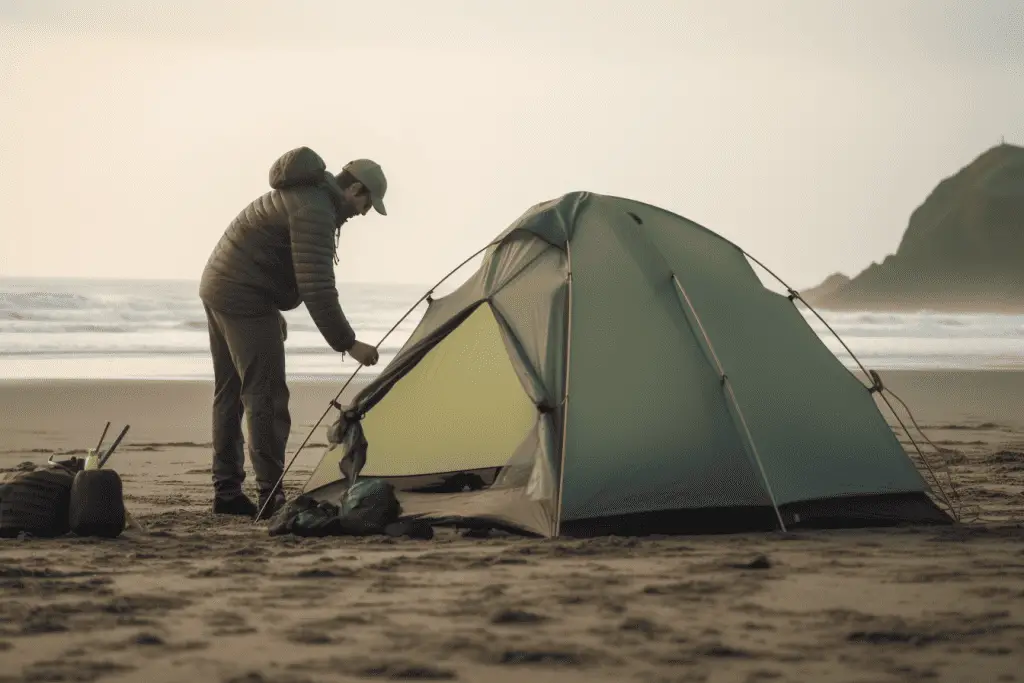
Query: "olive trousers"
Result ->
[[204, 304, 290, 500]]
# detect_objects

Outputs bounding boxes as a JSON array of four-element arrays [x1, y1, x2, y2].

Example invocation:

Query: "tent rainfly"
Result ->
[[301, 191, 954, 537]]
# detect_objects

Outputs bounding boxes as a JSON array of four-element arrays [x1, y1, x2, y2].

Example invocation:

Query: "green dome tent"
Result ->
[[299, 191, 954, 537]]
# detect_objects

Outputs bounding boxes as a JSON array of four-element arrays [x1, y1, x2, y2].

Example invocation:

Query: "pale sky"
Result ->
[[1, 0, 1022, 289]]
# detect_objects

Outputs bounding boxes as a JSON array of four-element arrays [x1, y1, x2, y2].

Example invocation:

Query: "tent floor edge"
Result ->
[[557, 492, 954, 538]]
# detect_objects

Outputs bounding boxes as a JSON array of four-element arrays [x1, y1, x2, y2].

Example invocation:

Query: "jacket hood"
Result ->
[[268, 146, 346, 208]]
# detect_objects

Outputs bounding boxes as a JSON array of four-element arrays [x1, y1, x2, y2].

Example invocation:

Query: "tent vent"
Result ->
[[627, 211, 643, 225]]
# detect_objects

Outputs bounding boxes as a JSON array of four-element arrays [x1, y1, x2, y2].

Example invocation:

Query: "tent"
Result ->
[[301, 191, 953, 537]]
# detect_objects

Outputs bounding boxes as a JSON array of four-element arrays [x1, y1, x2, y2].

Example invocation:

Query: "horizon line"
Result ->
[[0, 274, 437, 287]]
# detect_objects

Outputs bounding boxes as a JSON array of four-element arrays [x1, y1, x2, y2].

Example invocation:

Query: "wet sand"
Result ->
[[1, 370, 1023, 682]]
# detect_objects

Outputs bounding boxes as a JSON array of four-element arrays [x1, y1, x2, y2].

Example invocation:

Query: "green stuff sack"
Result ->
[[339, 478, 402, 530]]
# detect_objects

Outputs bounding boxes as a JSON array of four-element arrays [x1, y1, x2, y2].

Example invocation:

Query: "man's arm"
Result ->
[[287, 196, 356, 353]]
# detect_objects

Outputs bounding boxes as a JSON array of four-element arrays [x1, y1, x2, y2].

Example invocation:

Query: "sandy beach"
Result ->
[[1, 370, 1023, 683]]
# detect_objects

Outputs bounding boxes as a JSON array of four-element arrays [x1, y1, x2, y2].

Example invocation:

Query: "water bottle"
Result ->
[[83, 449, 100, 471]]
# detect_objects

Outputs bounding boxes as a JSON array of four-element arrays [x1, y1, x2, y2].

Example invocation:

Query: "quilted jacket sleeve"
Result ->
[[287, 193, 357, 353]]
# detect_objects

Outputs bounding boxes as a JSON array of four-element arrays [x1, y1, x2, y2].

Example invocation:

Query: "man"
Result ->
[[198, 146, 386, 520]]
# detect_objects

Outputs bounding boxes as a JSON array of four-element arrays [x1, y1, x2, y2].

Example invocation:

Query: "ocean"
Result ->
[[2, 276, 1024, 382]]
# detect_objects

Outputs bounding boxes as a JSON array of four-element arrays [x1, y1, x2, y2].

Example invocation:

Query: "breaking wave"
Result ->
[[3, 276, 1024, 379]]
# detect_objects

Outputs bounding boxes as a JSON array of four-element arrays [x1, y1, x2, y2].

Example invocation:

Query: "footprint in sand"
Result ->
[[489, 608, 549, 624], [204, 610, 257, 636], [14, 658, 135, 683]]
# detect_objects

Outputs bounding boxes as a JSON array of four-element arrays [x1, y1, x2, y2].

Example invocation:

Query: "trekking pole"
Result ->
[[97, 424, 130, 469], [94, 421, 111, 454], [253, 244, 491, 524]]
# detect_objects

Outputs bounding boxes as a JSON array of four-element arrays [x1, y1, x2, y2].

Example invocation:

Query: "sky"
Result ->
[[1, 0, 1022, 290]]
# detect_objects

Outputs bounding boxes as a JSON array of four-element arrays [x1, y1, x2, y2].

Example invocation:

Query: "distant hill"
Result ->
[[801, 143, 1024, 312]]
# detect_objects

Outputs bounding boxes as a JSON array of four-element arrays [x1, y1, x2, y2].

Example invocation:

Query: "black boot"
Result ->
[[257, 491, 286, 521], [213, 492, 258, 517]]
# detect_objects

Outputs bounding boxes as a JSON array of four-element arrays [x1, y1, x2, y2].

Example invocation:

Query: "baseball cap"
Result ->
[[341, 158, 388, 215]]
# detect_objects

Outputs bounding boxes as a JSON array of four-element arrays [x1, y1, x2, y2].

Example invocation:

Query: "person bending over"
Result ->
[[198, 147, 386, 519]]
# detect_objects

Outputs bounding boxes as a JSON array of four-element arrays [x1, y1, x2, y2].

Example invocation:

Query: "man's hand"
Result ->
[[278, 311, 288, 342], [347, 340, 379, 366]]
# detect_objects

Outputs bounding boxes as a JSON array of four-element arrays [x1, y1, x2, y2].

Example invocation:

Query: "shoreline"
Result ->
[[0, 375, 378, 386], [4, 366, 1024, 381], [5, 358, 1024, 384]]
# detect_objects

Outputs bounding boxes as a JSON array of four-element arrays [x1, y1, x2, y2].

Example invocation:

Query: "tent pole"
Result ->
[[254, 244, 492, 524], [670, 274, 788, 533], [552, 242, 574, 537], [737, 249, 961, 521], [739, 250, 877, 387]]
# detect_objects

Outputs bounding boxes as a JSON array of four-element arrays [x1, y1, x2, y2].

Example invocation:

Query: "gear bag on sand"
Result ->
[[267, 478, 432, 539]]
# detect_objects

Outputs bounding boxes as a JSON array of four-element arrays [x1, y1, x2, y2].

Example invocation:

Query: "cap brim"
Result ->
[[371, 194, 387, 216]]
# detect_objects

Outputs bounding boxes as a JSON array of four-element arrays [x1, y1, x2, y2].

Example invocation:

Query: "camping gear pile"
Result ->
[[267, 477, 433, 539], [275, 191, 957, 538], [0, 423, 134, 539]]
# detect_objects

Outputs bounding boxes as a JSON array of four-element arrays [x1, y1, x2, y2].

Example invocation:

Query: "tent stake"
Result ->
[[671, 275, 787, 533]]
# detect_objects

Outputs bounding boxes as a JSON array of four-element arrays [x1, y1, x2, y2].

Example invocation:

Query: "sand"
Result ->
[[1, 370, 1023, 683]]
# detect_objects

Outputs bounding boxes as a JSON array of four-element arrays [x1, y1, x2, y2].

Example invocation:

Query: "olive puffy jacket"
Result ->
[[199, 147, 356, 352]]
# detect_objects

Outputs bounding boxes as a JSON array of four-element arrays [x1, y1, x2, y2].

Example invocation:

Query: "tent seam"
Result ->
[[668, 274, 788, 532]]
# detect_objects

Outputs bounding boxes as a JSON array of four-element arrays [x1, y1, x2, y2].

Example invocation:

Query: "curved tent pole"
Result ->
[[740, 252, 875, 383], [738, 249, 961, 522], [553, 240, 575, 537], [253, 243, 492, 524]]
